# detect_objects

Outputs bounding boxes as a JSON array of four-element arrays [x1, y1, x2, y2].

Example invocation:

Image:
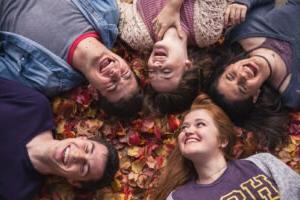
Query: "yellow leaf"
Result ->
[[127, 146, 143, 158], [131, 159, 145, 173]]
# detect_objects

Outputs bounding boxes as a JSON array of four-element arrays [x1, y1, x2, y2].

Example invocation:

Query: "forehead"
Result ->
[[106, 76, 138, 102], [183, 109, 213, 123], [150, 76, 181, 92], [218, 71, 244, 102], [87, 141, 108, 181]]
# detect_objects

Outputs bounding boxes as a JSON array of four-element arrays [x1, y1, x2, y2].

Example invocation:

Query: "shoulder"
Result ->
[[117, 0, 153, 50], [243, 152, 299, 178], [193, 0, 227, 47], [0, 78, 50, 111], [170, 180, 196, 200], [244, 153, 281, 164]]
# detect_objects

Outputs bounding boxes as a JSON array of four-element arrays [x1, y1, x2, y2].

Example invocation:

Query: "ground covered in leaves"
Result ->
[[37, 41, 300, 200]]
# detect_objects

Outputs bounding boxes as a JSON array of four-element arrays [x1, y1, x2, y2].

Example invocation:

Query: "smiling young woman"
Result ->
[[207, 0, 300, 149], [152, 94, 300, 200]]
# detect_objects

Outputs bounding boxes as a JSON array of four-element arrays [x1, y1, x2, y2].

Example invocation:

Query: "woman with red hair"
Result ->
[[153, 94, 300, 200]]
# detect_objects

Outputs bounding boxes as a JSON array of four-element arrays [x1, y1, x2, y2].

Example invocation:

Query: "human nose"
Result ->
[[153, 61, 162, 68], [70, 149, 87, 164], [110, 68, 120, 81], [182, 126, 195, 137], [237, 73, 247, 85]]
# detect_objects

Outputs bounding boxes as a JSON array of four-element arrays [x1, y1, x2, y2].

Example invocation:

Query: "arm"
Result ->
[[224, 0, 275, 27], [245, 153, 300, 200], [234, 0, 275, 9], [152, 0, 184, 40]]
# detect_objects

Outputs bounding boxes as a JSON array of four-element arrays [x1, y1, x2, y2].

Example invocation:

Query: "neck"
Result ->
[[192, 152, 227, 184], [163, 27, 188, 46], [252, 54, 273, 79], [72, 37, 106, 73], [249, 49, 279, 83], [26, 131, 57, 175]]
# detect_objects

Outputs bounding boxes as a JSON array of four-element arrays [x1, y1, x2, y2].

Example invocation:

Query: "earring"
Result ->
[[252, 89, 261, 103]]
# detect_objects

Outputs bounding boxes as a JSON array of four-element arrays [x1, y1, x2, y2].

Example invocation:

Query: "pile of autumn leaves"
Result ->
[[38, 43, 300, 200]]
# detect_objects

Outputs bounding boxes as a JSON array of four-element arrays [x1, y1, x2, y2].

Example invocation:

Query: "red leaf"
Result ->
[[168, 115, 181, 131], [70, 87, 92, 106], [153, 126, 161, 140], [128, 131, 141, 145]]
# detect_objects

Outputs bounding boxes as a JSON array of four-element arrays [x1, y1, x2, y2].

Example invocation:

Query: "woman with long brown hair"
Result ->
[[208, 0, 300, 144], [117, 0, 248, 114], [153, 94, 300, 200]]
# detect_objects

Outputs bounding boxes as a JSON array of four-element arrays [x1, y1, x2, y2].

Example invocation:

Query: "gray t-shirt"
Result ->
[[0, 0, 93, 60]]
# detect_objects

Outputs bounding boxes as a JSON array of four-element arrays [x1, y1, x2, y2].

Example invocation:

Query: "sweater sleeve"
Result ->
[[245, 153, 300, 200], [193, 0, 227, 47], [234, 0, 274, 9]]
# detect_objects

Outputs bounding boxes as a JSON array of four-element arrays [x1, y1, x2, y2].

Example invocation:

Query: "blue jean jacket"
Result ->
[[0, 0, 119, 96]]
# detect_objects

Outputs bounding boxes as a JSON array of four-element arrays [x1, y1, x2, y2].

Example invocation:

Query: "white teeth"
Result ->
[[185, 138, 199, 144], [63, 146, 70, 165]]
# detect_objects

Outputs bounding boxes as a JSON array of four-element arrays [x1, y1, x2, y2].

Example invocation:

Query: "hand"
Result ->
[[152, 5, 184, 40], [224, 3, 248, 27]]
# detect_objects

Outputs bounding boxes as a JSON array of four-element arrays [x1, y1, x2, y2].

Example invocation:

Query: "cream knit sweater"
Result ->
[[117, 0, 227, 51]]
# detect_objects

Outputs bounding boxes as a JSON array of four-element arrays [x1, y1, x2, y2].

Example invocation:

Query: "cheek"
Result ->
[[177, 134, 185, 149], [67, 165, 80, 177]]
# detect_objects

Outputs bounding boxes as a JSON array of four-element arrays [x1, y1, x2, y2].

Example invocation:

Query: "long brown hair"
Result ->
[[152, 93, 236, 200]]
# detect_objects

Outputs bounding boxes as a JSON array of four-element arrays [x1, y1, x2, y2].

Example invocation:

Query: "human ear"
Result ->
[[67, 179, 82, 188], [184, 59, 192, 71], [219, 137, 229, 148]]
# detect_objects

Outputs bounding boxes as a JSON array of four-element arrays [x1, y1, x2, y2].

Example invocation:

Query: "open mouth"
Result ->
[[154, 48, 167, 57], [62, 145, 70, 166], [98, 57, 115, 72], [243, 63, 258, 77], [184, 137, 201, 144], [153, 44, 168, 57]]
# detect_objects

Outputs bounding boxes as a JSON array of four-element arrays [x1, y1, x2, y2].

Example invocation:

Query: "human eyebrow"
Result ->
[[225, 72, 234, 81], [122, 70, 132, 80], [91, 142, 95, 154], [84, 142, 94, 176], [180, 122, 190, 130], [194, 118, 207, 124]]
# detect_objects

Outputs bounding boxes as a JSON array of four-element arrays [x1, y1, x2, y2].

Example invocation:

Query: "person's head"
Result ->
[[72, 37, 142, 117], [178, 94, 236, 161], [99, 84, 143, 118], [47, 136, 119, 191], [147, 28, 192, 92], [208, 51, 289, 149], [152, 94, 236, 200], [216, 55, 271, 104], [144, 67, 199, 115]]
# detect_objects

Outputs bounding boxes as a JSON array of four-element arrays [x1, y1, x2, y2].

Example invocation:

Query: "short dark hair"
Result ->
[[208, 51, 289, 149], [144, 67, 200, 115], [99, 75, 143, 119], [79, 136, 119, 191]]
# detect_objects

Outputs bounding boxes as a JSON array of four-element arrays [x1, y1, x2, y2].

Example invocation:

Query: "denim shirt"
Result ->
[[227, 0, 300, 110], [0, 0, 119, 96]]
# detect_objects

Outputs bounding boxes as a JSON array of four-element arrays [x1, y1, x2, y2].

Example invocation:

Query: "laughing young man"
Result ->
[[0, 78, 119, 199], [0, 0, 142, 118]]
